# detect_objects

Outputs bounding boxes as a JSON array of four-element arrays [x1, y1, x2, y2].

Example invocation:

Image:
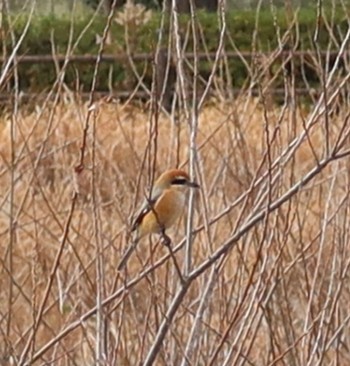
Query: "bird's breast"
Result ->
[[140, 189, 186, 236], [156, 190, 185, 227]]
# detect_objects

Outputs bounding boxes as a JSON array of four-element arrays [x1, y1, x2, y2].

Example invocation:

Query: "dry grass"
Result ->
[[1, 96, 350, 365]]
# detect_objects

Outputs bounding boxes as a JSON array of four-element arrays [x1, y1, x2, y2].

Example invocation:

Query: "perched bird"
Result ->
[[117, 169, 199, 270]]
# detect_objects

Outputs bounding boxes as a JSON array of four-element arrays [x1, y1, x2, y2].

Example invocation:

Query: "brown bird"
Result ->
[[117, 169, 199, 270]]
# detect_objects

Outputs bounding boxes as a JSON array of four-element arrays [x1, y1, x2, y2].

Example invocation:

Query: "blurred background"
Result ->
[[2, 0, 349, 109], [6, 0, 316, 13]]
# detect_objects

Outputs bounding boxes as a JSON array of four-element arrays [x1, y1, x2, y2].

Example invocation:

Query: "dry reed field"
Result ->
[[1, 93, 350, 365], [3, 1, 350, 364]]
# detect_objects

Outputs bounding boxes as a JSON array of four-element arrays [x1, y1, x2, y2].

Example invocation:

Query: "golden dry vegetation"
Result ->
[[1, 97, 350, 365]]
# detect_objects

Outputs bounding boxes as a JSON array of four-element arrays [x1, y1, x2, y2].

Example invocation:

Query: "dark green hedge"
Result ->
[[1, 7, 348, 94]]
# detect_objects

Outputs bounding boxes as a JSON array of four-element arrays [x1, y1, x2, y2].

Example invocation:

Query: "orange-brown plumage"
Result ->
[[117, 169, 199, 270]]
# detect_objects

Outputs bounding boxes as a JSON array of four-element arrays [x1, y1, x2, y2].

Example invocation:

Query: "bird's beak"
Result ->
[[187, 181, 200, 188]]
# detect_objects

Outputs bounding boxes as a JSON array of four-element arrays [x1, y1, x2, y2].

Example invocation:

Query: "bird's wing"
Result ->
[[131, 188, 162, 232]]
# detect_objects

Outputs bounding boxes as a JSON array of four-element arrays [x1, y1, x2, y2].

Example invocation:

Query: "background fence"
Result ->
[[1, 49, 346, 106]]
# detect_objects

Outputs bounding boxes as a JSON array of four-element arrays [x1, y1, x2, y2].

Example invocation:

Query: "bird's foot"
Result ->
[[160, 229, 171, 247]]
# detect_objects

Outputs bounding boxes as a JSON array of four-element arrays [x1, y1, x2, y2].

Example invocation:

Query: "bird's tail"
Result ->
[[117, 238, 139, 271]]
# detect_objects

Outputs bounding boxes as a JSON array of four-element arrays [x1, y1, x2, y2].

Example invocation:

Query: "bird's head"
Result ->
[[155, 169, 200, 192]]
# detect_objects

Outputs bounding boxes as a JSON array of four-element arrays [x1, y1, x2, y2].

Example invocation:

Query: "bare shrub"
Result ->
[[2, 0, 350, 365]]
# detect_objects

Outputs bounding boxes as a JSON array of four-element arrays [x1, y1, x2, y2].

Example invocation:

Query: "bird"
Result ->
[[117, 169, 199, 270]]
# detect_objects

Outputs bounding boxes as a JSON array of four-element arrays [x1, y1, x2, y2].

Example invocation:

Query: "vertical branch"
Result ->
[[90, 2, 119, 364], [184, 0, 199, 276], [3, 0, 35, 356], [181, 266, 217, 365], [171, 0, 190, 115], [92, 109, 107, 364], [143, 280, 190, 366], [313, 0, 330, 156], [198, 0, 226, 109]]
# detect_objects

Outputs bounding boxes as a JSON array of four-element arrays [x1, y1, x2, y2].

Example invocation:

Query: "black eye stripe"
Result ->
[[172, 178, 187, 185]]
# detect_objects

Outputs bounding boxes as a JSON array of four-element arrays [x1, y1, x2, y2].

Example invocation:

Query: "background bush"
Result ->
[[1, 6, 349, 96]]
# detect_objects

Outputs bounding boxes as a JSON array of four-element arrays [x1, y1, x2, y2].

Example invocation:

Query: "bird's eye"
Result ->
[[171, 178, 187, 185]]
